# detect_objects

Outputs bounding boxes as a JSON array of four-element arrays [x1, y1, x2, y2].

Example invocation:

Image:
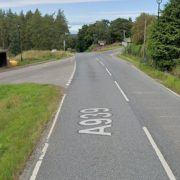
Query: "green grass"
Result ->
[[0, 83, 62, 180], [118, 54, 180, 94], [87, 43, 121, 52], [12, 50, 73, 66]]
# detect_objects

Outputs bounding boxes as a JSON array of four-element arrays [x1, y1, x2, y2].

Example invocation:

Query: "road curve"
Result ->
[[0, 57, 75, 88], [27, 51, 180, 180]]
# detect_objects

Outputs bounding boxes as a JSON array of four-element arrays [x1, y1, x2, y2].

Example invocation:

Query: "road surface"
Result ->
[[1, 51, 180, 180], [0, 57, 75, 88]]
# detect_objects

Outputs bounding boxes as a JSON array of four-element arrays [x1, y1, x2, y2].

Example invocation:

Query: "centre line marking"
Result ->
[[143, 127, 176, 180], [105, 68, 112, 76], [114, 81, 129, 102]]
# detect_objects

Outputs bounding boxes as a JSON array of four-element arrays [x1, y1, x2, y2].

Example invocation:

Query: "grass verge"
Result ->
[[12, 50, 73, 66], [88, 43, 121, 52], [118, 54, 180, 94], [0, 83, 62, 180]]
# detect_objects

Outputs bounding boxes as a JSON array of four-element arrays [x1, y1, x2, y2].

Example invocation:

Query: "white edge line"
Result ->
[[30, 143, 49, 180], [30, 94, 67, 180], [118, 56, 180, 99], [47, 94, 67, 140], [66, 57, 76, 86], [143, 127, 176, 180], [131, 65, 180, 98], [114, 81, 129, 102]]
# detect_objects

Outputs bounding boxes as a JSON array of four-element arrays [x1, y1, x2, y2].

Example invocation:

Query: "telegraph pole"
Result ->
[[143, 18, 147, 63], [17, 24, 23, 61]]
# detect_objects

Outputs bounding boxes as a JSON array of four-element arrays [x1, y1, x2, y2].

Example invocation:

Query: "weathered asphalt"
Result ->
[[0, 57, 75, 87], [1, 51, 180, 180], [33, 51, 179, 180]]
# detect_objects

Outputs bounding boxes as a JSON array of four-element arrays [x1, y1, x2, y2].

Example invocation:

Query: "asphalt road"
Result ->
[[0, 57, 75, 88], [27, 51, 180, 180], [1, 52, 179, 180]]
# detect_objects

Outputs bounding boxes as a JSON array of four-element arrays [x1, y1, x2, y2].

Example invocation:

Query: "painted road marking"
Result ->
[[143, 127, 176, 180], [79, 108, 112, 136], [30, 143, 49, 180], [97, 58, 105, 67], [114, 81, 129, 102], [66, 58, 76, 86], [30, 94, 67, 180], [105, 67, 112, 76], [47, 94, 67, 140]]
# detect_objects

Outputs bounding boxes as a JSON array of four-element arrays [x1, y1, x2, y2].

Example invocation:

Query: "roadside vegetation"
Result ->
[[0, 83, 62, 180], [119, 0, 180, 94], [87, 43, 121, 52], [12, 50, 73, 66], [118, 54, 180, 94], [77, 18, 132, 52], [0, 9, 77, 56]]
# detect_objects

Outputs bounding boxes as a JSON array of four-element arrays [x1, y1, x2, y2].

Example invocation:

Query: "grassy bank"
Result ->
[[12, 50, 73, 66], [0, 83, 62, 180], [118, 54, 180, 94], [88, 43, 121, 52]]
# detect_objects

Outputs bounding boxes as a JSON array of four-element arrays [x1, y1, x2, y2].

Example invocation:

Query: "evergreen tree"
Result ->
[[147, 0, 180, 71]]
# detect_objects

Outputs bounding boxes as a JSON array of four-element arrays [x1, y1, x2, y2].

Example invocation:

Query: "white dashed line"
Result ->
[[105, 68, 112, 76], [114, 81, 129, 102], [143, 127, 176, 180]]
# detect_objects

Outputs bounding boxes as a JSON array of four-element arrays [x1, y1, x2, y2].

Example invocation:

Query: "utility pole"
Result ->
[[63, 32, 68, 51], [63, 40, 66, 51], [143, 18, 147, 63], [17, 24, 23, 61], [123, 30, 126, 41], [156, 0, 162, 24]]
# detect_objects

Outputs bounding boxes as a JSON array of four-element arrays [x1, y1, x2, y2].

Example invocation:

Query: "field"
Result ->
[[0, 83, 62, 180], [11, 50, 73, 66], [88, 43, 121, 52]]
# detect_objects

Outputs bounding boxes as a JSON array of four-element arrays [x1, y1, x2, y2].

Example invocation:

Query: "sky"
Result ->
[[0, 0, 169, 34]]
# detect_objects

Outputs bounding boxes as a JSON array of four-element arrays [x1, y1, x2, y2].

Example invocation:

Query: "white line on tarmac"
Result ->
[[105, 68, 112, 76], [47, 94, 67, 140], [114, 81, 129, 102], [128, 61, 180, 99], [66, 57, 76, 86], [30, 94, 67, 180], [30, 143, 49, 180], [143, 127, 176, 180]]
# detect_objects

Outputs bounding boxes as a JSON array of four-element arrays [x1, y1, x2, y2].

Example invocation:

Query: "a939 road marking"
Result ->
[[78, 108, 112, 136]]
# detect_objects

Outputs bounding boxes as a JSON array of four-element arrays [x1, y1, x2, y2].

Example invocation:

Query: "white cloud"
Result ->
[[0, 0, 111, 8]]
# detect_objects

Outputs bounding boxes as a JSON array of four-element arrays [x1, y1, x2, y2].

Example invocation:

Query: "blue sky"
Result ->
[[0, 0, 168, 33]]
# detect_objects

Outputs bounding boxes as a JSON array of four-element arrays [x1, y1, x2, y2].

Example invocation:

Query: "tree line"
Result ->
[[76, 18, 133, 52], [0, 9, 70, 55]]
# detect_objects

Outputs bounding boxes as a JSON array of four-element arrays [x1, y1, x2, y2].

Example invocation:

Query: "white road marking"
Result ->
[[114, 81, 129, 102], [47, 94, 67, 140], [30, 94, 67, 180], [143, 127, 176, 180], [105, 67, 112, 76], [127, 60, 180, 99], [30, 143, 49, 180], [66, 58, 76, 86], [79, 108, 112, 136]]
